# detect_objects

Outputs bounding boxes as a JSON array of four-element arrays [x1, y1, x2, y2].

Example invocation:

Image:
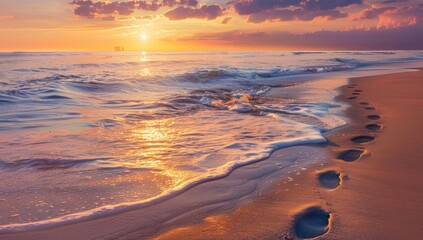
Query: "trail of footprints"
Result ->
[[291, 83, 383, 239]]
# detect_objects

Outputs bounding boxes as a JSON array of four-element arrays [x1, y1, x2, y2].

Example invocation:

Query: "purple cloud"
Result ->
[[233, 0, 302, 15], [180, 22, 423, 49], [302, 0, 363, 11], [231, 0, 362, 23], [162, 0, 198, 7], [71, 1, 137, 18], [382, 0, 407, 3], [248, 9, 347, 23], [70, 0, 199, 19], [164, 5, 224, 20]]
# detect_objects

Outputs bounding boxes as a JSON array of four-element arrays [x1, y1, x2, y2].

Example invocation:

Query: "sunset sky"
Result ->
[[0, 0, 422, 51]]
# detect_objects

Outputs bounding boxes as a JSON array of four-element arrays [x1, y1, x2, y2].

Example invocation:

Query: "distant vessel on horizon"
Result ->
[[114, 46, 124, 52]]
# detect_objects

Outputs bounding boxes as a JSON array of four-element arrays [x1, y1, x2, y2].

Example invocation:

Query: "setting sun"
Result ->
[[140, 33, 148, 42]]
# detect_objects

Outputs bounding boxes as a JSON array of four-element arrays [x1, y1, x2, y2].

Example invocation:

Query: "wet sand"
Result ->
[[1, 69, 422, 239], [154, 69, 423, 239]]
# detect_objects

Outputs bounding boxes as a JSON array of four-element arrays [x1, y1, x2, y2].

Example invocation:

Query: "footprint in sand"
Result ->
[[354, 90, 363, 93], [293, 206, 331, 239], [366, 124, 382, 131], [318, 171, 341, 189], [365, 107, 376, 110], [337, 149, 364, 162], [367, 115, 381, 120], [351, 135, 375, 144], [359, 102, 369, 105], [352, 93, 360, 95], [348, 96, 357, 100]]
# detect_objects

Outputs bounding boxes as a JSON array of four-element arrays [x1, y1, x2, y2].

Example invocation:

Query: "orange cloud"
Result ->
[[353, 5, 422, 29], [377, 6, 420, 29]]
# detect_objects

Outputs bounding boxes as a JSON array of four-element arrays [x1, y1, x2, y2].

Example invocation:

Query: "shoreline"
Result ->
[[153, 68, 423, 239], [1, 68, 422, 239]]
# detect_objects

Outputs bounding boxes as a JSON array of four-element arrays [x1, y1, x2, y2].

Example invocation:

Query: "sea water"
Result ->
[[0, 51, 422, 231]]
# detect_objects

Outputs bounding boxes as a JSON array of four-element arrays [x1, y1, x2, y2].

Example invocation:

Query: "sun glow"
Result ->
[[140, 33, 148, 42]]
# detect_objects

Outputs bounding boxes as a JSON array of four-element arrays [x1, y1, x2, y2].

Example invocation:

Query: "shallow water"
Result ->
[[0, 51, 422, 230]]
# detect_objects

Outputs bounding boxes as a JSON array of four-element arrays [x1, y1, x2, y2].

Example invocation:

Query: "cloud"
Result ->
[[302, 0, 363, 11], [70, 0, 198, 19], [162, 0, 198, 7], [221, 17, 232, 24], [381, 0, 407, 3], [135, 15, 156, 20], [179, 22, 423, 49], [376, 6, 421, 29], [164, 5, 224, 20], [232, 0, 362, 15], [0, 15, 16, 20], [231, 0, 362, 23], [233, 0, 302, 15], [353, 7, 395, 20], [100, 15, 116, 21], [353, 5, 422, 29], [71, 1, 134, 18], [248, 9, 347, 23], [68, 0, 418, 30]]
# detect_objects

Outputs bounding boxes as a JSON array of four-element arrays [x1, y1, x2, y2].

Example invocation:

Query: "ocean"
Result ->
[[0, 51, 422, 232]]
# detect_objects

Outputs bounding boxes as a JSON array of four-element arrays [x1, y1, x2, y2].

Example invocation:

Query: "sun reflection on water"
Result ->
[[118, 118, 191, 187], [131, 118, 176, 142], [139, 51, 149, 62]]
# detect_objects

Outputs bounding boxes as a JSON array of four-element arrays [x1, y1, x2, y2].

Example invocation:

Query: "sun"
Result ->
[[140, 33, 148, 42]]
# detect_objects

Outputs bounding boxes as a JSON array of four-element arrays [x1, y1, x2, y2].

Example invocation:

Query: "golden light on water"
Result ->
[[139, 68, 151, 77], [117, 118, 191, 188], [131, 119, 176, 143], [122, 118, 179, 164], [139, 51, 149, 62]]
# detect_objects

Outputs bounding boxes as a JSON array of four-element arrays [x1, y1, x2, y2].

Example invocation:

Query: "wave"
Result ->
[[0, 157, 109, 171], [179, 63, 361, 83], [0, 126, 326, 233], [336, 51, 397, 55], [292, 51, 325, 55], [176, 56, 376, 84], [0, 52, 91, 58]]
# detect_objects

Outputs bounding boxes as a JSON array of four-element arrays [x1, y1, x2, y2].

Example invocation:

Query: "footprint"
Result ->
[[348, 96, 357, 100], [337, 149, 364, 162], [354, 90, 363, 92], [366, 124, 382, 131], [359, 102, 369, 105], [293, 206, 331, 239], [365, 107, 376, 110], [367, 115, 381, 120], [351, 135, 375, 144], [352, 93, 360, 95], [318, 171, 341, 189]]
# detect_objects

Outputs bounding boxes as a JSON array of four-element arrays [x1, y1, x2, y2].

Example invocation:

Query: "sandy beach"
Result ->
[[153, 69, 423, 239], [1, 69, 422, 240]]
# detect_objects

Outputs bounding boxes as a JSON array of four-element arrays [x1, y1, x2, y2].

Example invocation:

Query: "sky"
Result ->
[[0, 0, 422, 51]]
